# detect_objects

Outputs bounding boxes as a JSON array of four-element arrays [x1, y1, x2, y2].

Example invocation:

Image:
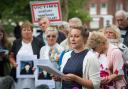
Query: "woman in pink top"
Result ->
[[103, 25, 125, 89]]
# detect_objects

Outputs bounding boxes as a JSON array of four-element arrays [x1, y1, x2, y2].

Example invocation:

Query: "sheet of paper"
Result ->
[[37, 64, 63, 77], [34, 59, 55, 88], [0, 49, 9, 54]]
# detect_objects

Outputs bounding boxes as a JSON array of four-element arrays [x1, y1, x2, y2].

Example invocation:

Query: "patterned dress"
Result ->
[[99, 54, 115, 89], [99, 44, 125, 89]]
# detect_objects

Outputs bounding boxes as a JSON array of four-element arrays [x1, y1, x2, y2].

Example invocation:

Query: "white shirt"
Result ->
[[17, 41, 33, 56]]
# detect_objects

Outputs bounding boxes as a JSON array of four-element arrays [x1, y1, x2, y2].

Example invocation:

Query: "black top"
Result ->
[[57, 31, 66, 44], [0, 42, 10, 76], [62, 49, 88, 89], [36, 32, 46, 47], [123, 29, 128, 47], [13, 25, 21, 39]]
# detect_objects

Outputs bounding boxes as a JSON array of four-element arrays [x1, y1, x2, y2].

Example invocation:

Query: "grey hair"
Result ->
[[115, 10, 127, 19], [45, 26, 58, 39], [38, 16, 49, 22], [69, 17, 82, 27]]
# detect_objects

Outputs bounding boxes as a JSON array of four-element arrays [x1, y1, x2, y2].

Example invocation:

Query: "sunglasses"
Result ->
[[46, 35, 56, 38]]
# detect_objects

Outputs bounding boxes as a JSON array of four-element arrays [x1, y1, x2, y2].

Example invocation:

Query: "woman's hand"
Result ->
[[12, 63, 17, 68], [101, 76, 111, 84], [51, 74, 61, 81], [62, 74, 77, 81]]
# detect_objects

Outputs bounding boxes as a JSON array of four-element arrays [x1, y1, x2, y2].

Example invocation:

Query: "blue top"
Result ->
[[62, 49, 88, 89]]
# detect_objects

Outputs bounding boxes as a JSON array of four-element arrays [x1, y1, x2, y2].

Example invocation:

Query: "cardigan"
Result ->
[[10, 37, 41, 59], [61, 50, 100, 89], [10, 37, 41, 81]]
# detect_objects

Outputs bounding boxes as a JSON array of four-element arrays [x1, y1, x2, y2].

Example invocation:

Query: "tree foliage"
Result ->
[[0, 0, 91, 34], [61, 0, 91, 22]]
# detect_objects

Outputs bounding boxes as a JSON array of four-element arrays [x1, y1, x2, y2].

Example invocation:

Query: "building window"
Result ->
[[116, 3, 123, 11], [90, 3, 96, 15], [100, 3, 108, 15], [90, 18, 99, 29]]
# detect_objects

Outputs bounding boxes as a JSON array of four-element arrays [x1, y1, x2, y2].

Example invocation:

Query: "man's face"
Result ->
[[25, 64, 30, 71], [39, 18, 49, 32], [116, 15, 127, 28]]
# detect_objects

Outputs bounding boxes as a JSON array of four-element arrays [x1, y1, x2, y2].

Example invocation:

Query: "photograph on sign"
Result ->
[[16, 56, 35, 78], [35, 59, 55, 88]]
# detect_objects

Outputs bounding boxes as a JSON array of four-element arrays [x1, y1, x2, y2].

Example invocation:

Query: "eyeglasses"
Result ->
[[46, 35, 56, 38], [116, 19, 124, 22]]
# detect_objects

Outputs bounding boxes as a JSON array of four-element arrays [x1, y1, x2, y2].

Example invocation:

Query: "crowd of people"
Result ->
[[0, 10, 128, 89]]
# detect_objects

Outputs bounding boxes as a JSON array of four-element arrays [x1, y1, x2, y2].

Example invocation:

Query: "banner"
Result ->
[[30, 0, 62, 25]]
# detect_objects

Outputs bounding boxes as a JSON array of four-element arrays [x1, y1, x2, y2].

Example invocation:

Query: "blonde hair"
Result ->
[[105, 25, 121, 42], [86, 31, 107, 50]]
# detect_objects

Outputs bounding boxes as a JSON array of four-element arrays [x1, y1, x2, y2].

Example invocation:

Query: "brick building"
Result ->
[[85, 0, 128, 30]]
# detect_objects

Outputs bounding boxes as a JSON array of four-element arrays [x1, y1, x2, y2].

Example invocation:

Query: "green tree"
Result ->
[[61, 0, 91, 22]]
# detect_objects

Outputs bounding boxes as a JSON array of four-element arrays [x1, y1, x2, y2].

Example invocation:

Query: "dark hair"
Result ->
[[36, 84, 49, 89], [0, 76, 15, 89], [69, 26, 89, 44]]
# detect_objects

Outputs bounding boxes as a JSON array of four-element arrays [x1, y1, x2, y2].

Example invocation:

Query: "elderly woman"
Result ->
[[104, 25, 127, 88], [40, 27, 64, 67], [87, 31, 110, 89], [53, 27, 100, 89], [98, 26, 126, 89], [9, 21, 41, 89], [40, 27, 64, 89]]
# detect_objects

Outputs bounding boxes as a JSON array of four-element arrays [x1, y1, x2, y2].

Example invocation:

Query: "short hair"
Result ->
[[45, 26, 58, 39], [38, 16, 49, 23], [36, 84, 49, 89], [87, 31, 107, 51], [69, 26, 89, 44], [21, 21, 33, 31], [69, 17, 82, 27], [115, 10, 127, 19], [61, 21, 70, 31]]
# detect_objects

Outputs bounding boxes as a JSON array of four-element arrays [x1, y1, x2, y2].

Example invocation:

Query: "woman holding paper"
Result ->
[[58, 27, 101, 89], [40, 27, 64, 89], [9, 21, 41, 89]]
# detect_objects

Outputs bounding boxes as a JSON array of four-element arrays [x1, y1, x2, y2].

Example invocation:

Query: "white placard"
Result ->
[[30, 0, 62, 25], [16, 55, 36, 78], [35, 59, 55, 89]]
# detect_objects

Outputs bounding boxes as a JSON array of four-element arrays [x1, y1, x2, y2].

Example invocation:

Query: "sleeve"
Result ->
[[111, 49, 124, 75], [10, 40, 16, 54], [40, 47, 44, 59], [88, 57, 101, 89], [9, 40, 17, 59]]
